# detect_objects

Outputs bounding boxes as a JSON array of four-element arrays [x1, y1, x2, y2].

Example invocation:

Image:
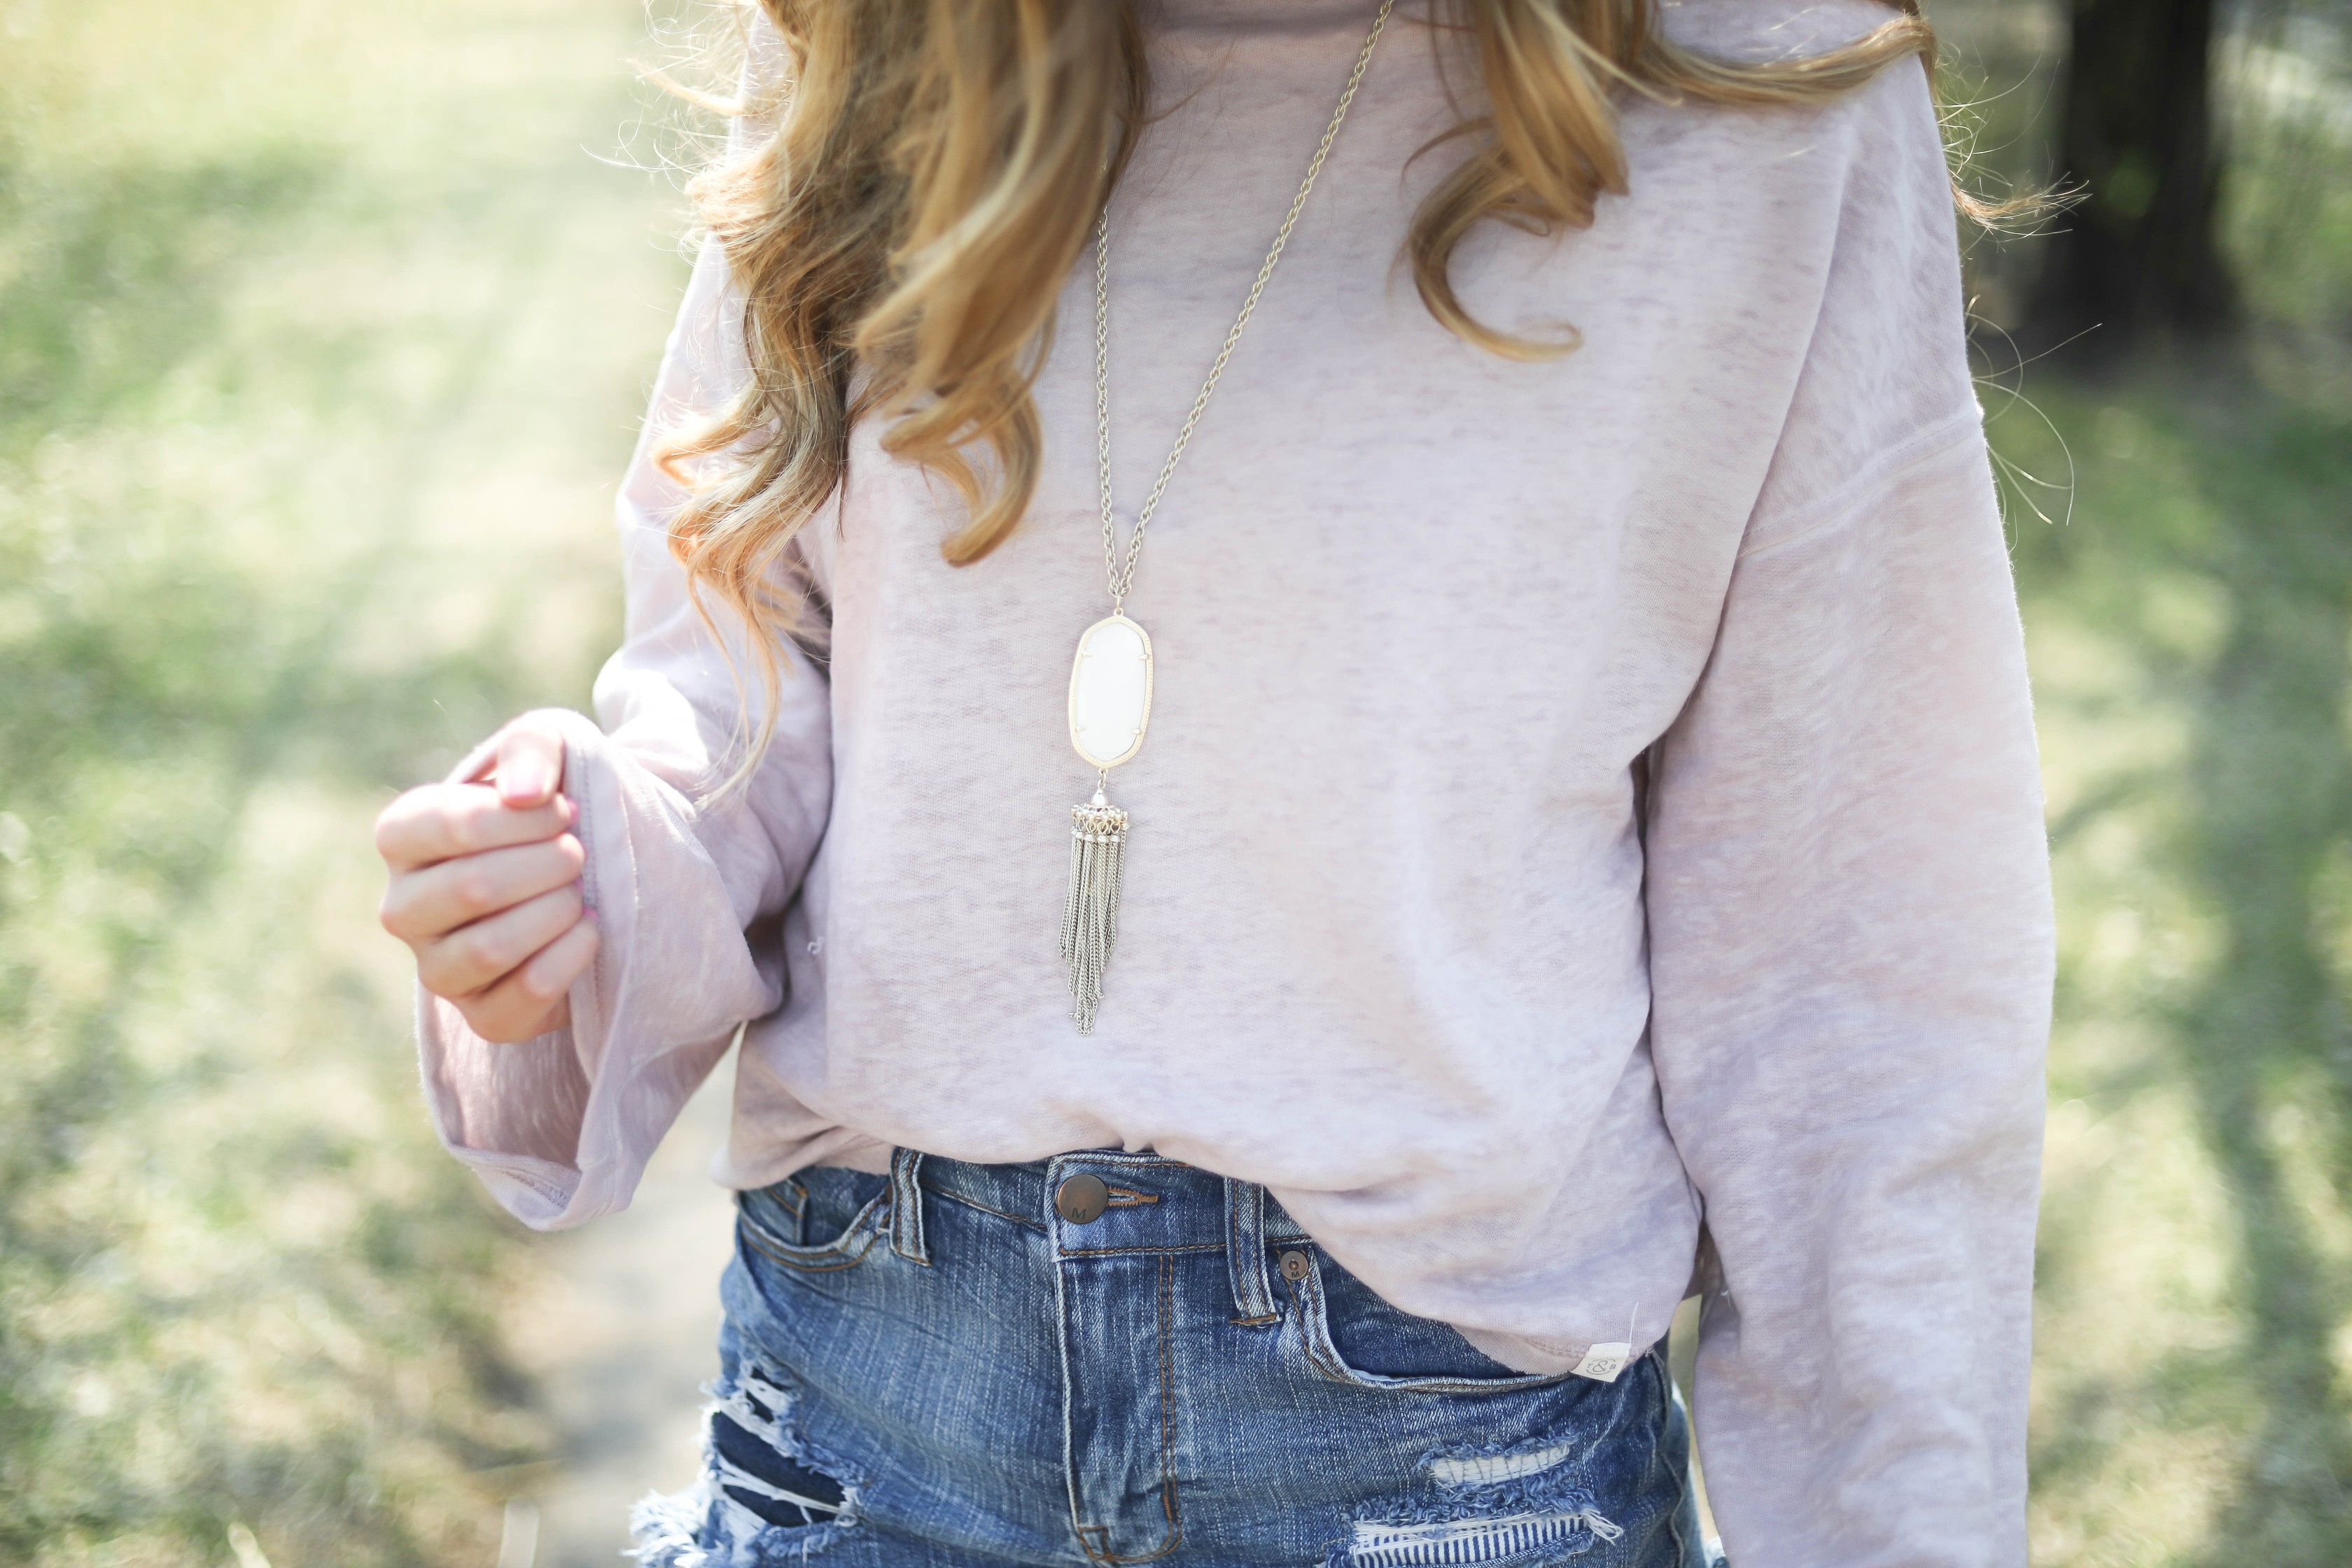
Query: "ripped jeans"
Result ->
[[635, 1151, 1714, 1568]]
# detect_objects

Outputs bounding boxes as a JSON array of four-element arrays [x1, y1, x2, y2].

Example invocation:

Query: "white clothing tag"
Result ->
[[1571, 1342, 1632, 1382]]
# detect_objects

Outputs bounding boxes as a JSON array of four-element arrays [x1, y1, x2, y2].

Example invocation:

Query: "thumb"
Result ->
[[490, 717, 566, 809]]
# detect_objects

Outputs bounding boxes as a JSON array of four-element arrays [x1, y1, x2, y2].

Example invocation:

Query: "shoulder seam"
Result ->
[[1734, 410, 1984, 563]]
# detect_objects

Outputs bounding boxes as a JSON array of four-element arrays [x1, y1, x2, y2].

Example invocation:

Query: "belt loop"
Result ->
[[890, 1147, 930, 1265], [1225, 1177, 1278, 1324]]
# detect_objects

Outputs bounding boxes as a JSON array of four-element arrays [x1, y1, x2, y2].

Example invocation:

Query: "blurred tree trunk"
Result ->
[[2029, 0, 2235, 356]]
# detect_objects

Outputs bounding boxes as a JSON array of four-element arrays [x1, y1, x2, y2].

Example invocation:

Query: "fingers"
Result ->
[[486, 718, 567, 810], [453, 918, 601, 1044], [415, 883, 588, 1000], [376, 783, 573, 872], [380, 834, 586, 942], [376, 713, 596, 1044]]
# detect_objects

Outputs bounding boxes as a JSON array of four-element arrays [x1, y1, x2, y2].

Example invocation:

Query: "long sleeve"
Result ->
[[1644, 61, 2054, 1568], [415, 237, 834, 1229]]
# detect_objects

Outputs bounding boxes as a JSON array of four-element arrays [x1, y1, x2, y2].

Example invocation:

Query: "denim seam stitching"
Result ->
[[1225, 1182, 1278, 1326], [738, 1229, 874, 1274], [1158, 1252, 1181, 1546], [736, 1196, 886, 1273], [922, 1180, 1047, 1233], [1119, 1250, 1185, 1564], [889, 1148, 932, 1266], [1074, 1256, 1187, 1567]]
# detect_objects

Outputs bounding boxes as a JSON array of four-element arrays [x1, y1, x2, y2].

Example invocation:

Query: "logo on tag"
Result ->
[[1571, 1341, 1631, 1382]]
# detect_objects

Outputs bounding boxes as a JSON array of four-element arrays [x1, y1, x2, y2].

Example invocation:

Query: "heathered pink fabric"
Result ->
[[416, 3, 2052, 1561]]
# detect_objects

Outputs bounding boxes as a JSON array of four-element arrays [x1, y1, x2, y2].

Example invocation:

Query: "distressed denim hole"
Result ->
[[1343, 1507, 1623, 1566], [1427, 1440, 1578, 1488], [631, 1364, 858, 1567], [710, 1410, 847, 1527]]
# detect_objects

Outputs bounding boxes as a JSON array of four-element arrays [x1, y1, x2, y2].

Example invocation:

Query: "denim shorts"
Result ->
[[634, 1149, 1712, 1567]]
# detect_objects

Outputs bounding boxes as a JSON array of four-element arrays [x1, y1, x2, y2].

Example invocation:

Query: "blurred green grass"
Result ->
[[1936, 5, 2352, 1560], [2001, 376, 2352, 1564], [1, 1, 2348, 1564], [0, 0, 692, 1560]]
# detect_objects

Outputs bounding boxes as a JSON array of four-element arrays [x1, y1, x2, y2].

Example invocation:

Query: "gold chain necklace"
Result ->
[[1060, 0, 1398, 1034]]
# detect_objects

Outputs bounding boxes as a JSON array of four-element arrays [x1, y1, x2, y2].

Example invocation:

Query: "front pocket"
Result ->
[[1282, 1245, 1568, 1394], [736, 1170, 891, 1275]]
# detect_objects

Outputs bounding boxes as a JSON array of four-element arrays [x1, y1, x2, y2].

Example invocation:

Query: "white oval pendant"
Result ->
[[1068, 613, 1154, 770]]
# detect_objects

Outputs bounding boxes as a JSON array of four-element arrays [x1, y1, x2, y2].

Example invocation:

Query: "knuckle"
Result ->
[[446, 808, 484, 854], [503, 723, 554, 764], [374, 791, 426, 857], [451, 868, 498, 915], [456, 927, 509, 975]]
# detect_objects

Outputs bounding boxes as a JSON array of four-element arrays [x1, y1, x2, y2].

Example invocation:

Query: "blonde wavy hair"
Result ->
[[661, 0, 1977, 692]]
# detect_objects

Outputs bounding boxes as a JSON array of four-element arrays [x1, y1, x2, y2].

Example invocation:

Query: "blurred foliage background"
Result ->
[[0, 0, 2347, 1564], [0, 0, 693, 1560]]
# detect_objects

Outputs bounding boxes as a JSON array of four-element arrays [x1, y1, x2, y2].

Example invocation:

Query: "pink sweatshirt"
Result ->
[[418, 3, 2052, 1562]]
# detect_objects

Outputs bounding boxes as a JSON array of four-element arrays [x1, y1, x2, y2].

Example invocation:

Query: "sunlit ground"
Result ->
[[1, 0, 687, 1560], [2001, 374, 2352, 1565], [3, 1, 2349, 1564]]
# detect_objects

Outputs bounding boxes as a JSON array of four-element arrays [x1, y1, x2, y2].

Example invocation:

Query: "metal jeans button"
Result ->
[[1056, 1173, 1110, 1225], [1278, 1249, 1312, 1282]]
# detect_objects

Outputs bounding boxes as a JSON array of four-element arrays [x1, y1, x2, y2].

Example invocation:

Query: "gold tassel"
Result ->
[[1060, 790, 1128, 1035]]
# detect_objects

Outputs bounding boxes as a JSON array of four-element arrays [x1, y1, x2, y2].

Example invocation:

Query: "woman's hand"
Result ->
[[375, 717, 599, 1043]]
